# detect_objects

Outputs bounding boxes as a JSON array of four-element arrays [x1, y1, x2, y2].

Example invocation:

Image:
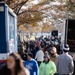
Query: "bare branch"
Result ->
[[16, 0, 29, 15]]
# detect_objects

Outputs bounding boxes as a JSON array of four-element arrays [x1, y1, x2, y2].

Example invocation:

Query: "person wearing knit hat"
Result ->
[[24, 52, 39, 75], [56, 44, 74, 75], [39, 54, 56, 75], [44, 54, 50, 59]]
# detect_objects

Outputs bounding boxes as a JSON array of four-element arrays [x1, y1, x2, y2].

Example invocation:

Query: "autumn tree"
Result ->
[[1, 0, 75, 33]]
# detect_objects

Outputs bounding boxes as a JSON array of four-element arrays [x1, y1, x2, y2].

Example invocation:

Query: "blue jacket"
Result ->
[[24, 59, 39, 75]]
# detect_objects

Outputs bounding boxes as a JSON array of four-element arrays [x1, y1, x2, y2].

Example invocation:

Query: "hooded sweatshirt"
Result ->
[[24, 59, 39, 75], [39, 61, 56, 75]]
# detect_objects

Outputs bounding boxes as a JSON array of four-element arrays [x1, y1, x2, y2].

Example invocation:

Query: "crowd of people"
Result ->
[[0, 36, 75, 75]]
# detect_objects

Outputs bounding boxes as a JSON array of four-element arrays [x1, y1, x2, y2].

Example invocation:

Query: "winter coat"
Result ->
[[39, 61, 56, 75]]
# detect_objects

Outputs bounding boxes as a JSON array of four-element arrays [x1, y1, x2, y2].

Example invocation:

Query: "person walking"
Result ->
[[50, 47, 59, 75], [39, 54, 56, 75], [24, 52, 39, 75], [0, 53, 30, 75], [56, 44, 74, 75], [50, 47, 59, 65], [35, 47, 44, 66]]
